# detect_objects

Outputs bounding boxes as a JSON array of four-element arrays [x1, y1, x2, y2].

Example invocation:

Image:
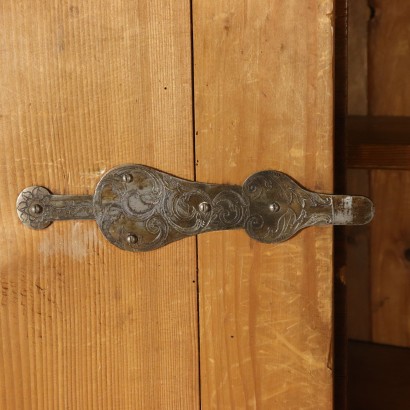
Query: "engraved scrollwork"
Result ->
[[93, 166, 335, 250], [94, 165, 169, 251], [243, 171, 278, 199], [16, 186, 95, 229], [16, 186, 53, 230], [118, 214, 169, 252], [163, 184, 212, 235], [94, 165, 216, 251], [120, 171, 163, 220], [17, 164, 374, 252], [243, 171, 333, 243], [291, 190, 333, 230], [210, 190, 249, 228]]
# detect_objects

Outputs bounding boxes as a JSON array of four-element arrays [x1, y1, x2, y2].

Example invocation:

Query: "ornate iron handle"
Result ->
[[16, 164, 374, 252]]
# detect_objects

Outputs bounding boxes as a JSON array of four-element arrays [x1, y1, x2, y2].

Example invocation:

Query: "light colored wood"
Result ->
[[0, 1, 199, 409], [369, 0, 410, 115], [193, 1, 334, 408], [371, 170, 410, 346]]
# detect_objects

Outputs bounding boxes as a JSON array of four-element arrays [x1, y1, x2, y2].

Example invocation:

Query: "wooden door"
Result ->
[[0, 1, 334, 408]]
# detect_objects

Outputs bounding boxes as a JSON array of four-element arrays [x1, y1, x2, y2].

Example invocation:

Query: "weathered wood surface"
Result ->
[[193, 1, 334, 408], [371, 170, 410, 347], [367, 0, 410, 348], [347, 0, 369, 115], [369, 0, 410, 116], [0, 0, 336, 408], [347, 0, 410, 348], [0, 1, 199, 409]]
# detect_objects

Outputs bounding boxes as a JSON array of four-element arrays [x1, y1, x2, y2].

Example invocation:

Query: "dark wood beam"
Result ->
[[348, 341, 410, 410], [346, 116, 410, 169]]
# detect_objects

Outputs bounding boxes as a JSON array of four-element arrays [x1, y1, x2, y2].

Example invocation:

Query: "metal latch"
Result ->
[[16, 164, 374, 252]]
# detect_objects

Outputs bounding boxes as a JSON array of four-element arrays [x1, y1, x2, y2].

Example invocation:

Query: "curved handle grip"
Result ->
[[17, 164, 374, 252]]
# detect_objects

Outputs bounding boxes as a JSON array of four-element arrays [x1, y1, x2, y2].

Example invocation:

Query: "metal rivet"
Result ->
[[198, 202, 210, 213], [122, 174, 133, 183], [30, 204, 43, 214], [269, 203, 279, 212], [126, 234, 138, 245]]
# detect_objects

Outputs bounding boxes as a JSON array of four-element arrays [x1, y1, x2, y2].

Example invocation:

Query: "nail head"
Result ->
[[126, 234, 138, 245], [30, 204, 43, 214], [199, 202, 210, 213], [122, 174, 133, 183]]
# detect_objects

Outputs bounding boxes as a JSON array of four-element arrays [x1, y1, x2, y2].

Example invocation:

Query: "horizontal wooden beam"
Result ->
[[346, 116, 410, 169]]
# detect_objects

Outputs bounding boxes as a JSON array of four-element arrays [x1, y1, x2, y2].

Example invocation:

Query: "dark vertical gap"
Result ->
[[367, 0, 374, 116], [334, 0, 348, 409], [189, 0, 202, 408], [366, 0, 373, 347], [194, 236, 201, 410], [367, 169, 373, 342], [190, 2, 198, 185]]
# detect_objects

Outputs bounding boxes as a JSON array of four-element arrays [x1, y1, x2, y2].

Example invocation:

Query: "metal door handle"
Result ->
[[17, 164, 374, 252]]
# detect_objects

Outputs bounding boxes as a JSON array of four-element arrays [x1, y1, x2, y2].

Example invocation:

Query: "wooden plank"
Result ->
[[0, 1, 199, 409], [333, 1, 348, 407], [371, 170, 410, 347], [348, 341, 410, 410], [367, 1, 410, 348], [347, 0, 369, 115], [193, 1, 334, 408], [346, 116, 410, 170], [345, 0, 371, 350], [368, 1, 410, 115]]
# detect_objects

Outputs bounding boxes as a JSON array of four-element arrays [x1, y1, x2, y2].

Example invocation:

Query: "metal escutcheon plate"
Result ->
[[17, 164, 374, 252]]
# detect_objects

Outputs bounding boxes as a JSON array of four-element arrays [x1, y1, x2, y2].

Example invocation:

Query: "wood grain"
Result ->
[[371, 170, 410, 346], [0, 1, 199, 409], [366, 1, 410, 348], [345, 0, 371, 346], [347, 0, 369, 115], [193, 1, 334, 408], [368, 0, 410, 116]]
